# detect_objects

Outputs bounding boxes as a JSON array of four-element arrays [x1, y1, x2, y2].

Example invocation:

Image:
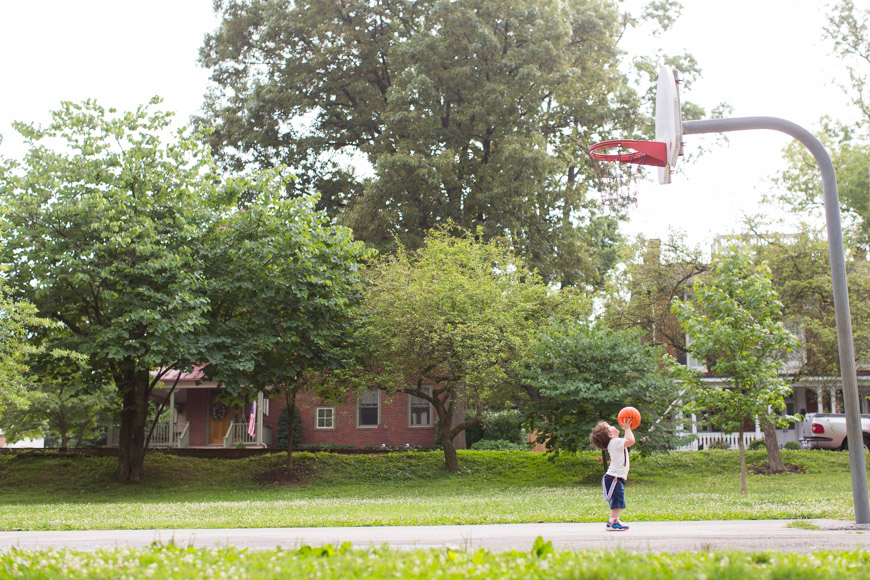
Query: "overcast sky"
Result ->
[[0, 0, 862, 250]]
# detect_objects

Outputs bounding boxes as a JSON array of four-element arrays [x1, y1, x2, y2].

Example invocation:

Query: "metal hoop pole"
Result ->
[[684, 117, 870, 525]]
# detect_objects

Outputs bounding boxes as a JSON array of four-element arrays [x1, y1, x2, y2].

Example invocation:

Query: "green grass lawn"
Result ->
[[3, 544, 870, 580], [0, 448, 864, 531]]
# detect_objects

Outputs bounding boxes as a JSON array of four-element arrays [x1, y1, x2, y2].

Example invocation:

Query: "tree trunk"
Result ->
[[441, 425, 460, 472], [117, 367, 150, 482], [761, 418, 786, 474], [434, 397, 460, 472], [57, 414, 69, 451], [285, 389, 297, 472], [450, 398, 467, 450], [738, 427, 747, 494]]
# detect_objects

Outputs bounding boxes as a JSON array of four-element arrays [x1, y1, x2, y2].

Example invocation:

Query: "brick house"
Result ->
[[107, 367, 438, 449]]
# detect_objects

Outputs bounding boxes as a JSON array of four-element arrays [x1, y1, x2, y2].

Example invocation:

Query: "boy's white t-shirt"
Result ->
[[605, 437, 630, 480]]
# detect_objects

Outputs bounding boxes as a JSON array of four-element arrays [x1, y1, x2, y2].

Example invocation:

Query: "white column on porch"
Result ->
[[816, 387, 823, 413], [256, 391, 264, 447], [169, 390, 175, 447], [830, 388, 838, 413]]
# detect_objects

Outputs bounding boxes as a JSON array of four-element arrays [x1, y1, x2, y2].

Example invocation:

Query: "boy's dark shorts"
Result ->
[[603, 474, 626, 509]]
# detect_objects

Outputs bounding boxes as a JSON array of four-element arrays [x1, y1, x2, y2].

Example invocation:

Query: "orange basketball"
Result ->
[[617, 406, 641, 430]]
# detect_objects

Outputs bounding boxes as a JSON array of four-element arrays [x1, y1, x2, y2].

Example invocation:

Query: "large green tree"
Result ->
[[523, 321, 683, 458], [197, 0, 694, 287], [0, 100, 213, 481], [672, 247, 799, 492], [602, 233, 708, 359], [0, 346, 116, 449], [774, 2, 870, 252], [198, 189, 372, 471], [752, 229, 870, 377], [0, 100, 370, 481], [350, 227, 583, 471], [0, 282, 54, 416]]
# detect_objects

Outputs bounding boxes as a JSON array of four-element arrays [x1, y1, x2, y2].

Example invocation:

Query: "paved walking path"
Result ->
[[0, 520, 869, 553]]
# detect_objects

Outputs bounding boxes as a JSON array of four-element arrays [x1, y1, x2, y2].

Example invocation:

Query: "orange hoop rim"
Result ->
[[588, 139, 668, 168]]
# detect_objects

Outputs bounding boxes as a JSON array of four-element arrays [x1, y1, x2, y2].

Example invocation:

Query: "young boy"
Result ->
[[589, 419, 635, 531]]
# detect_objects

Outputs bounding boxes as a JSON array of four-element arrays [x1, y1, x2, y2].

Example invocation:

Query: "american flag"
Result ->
[[247, 401, 257, 438]]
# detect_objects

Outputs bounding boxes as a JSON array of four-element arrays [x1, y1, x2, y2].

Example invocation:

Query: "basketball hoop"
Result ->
[[587, 65, 683, 185], [587, 139, 669, 167]]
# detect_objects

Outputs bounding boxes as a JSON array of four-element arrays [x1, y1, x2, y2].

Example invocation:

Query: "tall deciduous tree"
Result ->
[[0, 282, 53, 415], [672, 247, 798, 493], [774, 2, 870, 252], [752, 229, 870, 378], [0, 100, 370, 480], [523, 322, 683, 458], [0, 346, 116, 449], [775, 124, 870, 253], [0, 100, 214, 481], [198, 189, 372, 471], [602, 233, 708, 360], [197, 0, 694, 287], [351, 227, 582, 471]]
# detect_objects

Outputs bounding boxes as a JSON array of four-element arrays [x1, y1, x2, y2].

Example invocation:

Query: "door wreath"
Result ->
[[211, 402, 227, 421]]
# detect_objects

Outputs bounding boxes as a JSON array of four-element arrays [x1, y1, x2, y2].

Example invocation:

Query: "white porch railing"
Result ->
[[222, 422, 273, 448], [106, 422, 190, 448], [176, 422, 190, 448], [675, 431, 764, 451], [224, 422, 256, 448]]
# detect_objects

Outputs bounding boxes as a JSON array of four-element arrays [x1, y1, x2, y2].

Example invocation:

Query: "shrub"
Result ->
[[275, 406, 303, 449], [483, 409, 526, 444], [471, 439, 527, 451], [705, 439, 729, 450], [785, 441, 802, 450], [749, 438, 766, 450]]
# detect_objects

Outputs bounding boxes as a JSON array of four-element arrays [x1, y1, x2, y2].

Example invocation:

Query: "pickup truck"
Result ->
[[800, 413, 870, 451]]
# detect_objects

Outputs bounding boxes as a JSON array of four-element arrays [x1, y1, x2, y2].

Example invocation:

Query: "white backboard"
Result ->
[[655, 65, 683, 184]]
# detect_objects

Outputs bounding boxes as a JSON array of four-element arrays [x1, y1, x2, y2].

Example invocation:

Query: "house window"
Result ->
[[315, 407, 335, 429], [357, 390, 380, 428], [409, 386, 433, 427]]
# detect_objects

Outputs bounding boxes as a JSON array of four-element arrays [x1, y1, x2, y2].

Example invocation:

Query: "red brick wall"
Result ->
[[290, 391, 437, 448], [183, 388, 437, 449]]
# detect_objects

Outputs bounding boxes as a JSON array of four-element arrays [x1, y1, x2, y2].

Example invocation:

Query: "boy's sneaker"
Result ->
[[606, 520, 629, 531]]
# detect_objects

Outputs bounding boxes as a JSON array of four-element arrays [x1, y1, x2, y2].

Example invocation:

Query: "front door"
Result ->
[[208, 397, 241, 445]]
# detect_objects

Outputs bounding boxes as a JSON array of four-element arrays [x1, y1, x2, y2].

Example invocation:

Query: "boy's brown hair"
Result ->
[[589, 421, 612, 450]]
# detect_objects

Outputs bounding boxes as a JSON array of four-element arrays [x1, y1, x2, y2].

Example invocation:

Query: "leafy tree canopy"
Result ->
[[524, 321, 682, 456], [198, 0, 699, 287], [601, 232, 708, 359], [349, 226, 586, 470], [0, 99, 371, 481], [672, 246, 798, 491]]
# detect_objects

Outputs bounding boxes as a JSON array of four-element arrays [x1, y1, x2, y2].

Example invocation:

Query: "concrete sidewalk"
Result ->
[[0, 520, 868, 553]]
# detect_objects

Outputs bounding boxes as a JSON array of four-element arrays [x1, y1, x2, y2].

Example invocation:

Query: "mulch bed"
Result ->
[[748, 462, 806, 475], [253, 464, 316, 486]]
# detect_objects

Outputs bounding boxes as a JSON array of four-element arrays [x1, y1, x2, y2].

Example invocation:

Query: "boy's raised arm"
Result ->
[[621, 421, 636, 447]]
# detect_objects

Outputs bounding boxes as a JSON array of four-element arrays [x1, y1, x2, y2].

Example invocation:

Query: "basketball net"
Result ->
[[595, 160, 641, 213]]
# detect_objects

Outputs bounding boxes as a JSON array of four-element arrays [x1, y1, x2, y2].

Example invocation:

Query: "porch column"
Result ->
[[257, 391, 264, 447], [831, 388, 838, 413], [816, 387, 823, 413], [169, 390, 176, 447], [795, 386, 808, 414]]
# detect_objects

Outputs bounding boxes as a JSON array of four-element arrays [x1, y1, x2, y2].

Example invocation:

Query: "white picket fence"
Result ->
[[675, 431, 764, 451]]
